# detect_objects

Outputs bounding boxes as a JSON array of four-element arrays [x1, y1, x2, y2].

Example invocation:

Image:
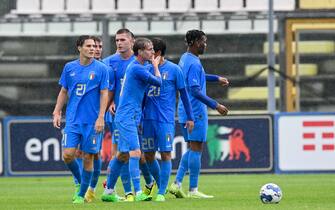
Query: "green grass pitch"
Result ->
[[1, 174, 335, 210]]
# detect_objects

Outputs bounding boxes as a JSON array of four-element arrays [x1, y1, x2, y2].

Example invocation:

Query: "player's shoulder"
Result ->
[[165, 60, 182, 72], [63, 59, 79, 71], [102, 53, 120, 64]]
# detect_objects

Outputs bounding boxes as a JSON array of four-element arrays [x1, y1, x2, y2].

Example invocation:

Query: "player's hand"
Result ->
[[151, 55, 161, 68], [184, 120, 194, 133], [109, 102, 116, 115], [95, 117, 105, 133], [52, 112, 62, 129], [216, 104, 228, 116], [218, 77, 229, 87]]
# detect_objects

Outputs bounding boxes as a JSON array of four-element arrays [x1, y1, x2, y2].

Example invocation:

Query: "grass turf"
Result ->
[[1, 174, 335, 210]]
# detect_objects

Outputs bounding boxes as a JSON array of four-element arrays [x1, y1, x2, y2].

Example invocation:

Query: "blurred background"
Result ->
[[0, 0, 335, 117]]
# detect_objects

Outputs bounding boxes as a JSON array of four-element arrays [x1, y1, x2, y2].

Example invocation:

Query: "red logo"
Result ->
[[228, 129, 251, 162], [302, 120, 334, 151]]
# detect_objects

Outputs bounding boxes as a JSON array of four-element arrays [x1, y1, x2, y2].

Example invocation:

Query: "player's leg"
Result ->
[[74, 124, 104, 204], [85, 152, 101, 202], [187, 120, 213, 199], [73, 148, 83, 186], [101, 151, 127, 202], [62, 125, 82, 201], [169, 123, 189, 198], [155, 122, 174, 201]]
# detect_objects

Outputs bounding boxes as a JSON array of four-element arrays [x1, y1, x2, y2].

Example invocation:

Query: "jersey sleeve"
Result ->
[[187, 63, 202, 88], [59, 64, 68, 89], [100, 65, 109, 90], [108, 66, 115, 91], [175, 65, 186, 90], [134, 65, 162, 86]]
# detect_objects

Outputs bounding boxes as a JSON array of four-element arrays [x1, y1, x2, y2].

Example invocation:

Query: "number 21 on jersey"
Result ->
[[76, 84, 86, 96]]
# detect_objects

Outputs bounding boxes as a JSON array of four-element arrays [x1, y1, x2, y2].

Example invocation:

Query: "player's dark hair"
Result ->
[[185, 30, 206, 46], [115, 28, 135, 39], [151, 38, 166, 56], [76, 35, 93, 47], [133, 37, 152, 56], [92, 36, 102, 43]]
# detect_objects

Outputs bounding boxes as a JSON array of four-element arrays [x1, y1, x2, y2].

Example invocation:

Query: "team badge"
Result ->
[[162, 72, 168, 80], [167, 134, 171, 142], [92, 136, 96, 144], [89, 71, 95, 80]]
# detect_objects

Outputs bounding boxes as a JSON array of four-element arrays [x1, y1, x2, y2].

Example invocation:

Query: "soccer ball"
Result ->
[[259, 183, 282, 204]]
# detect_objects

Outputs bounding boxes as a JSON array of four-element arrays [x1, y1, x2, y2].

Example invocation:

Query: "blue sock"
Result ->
[[159, 160, 172, 195], [78, 169, 93, 197], [175, 149, 190, 184], [106, 158, 124, 189], [139, 161, 153, 186], [90, 158, 101, 189], [147, 159, 160, 188], [120, 162, 132, 194], [66, 160, 81, 184], [129, 157, 141, 193], [188, 150, 201, 190]]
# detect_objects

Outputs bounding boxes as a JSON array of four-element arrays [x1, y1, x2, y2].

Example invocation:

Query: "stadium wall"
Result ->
[[2, 115, 273, 176]]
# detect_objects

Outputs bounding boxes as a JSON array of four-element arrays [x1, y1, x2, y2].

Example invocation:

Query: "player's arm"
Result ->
[[136, 65, 162, 86], [206, 74, 229, 87], [96, 88, 108, 132], [52, 87, 67, 129], [179, 88, 194, 132], [107, 66, 116, 113]]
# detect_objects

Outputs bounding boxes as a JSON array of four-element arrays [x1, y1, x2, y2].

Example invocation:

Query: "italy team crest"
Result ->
[[89, 71, 95, 80], [162, 72, 168, 80]]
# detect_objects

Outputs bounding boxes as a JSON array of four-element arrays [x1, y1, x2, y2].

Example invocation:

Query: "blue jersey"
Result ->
[[144, 60, 185, 123], [178, 52, 207, 123], [59, 59, 109, 124], [102, 53, 136, 107], [115, 60, 162, 125]]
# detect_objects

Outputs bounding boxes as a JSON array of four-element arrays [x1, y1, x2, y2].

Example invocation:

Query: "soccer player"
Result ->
[[102, 29, 136, 201], [101, 37, 161, 202], [53, 35, 109, 204], [83, 35, 110, 202], [169, 30, 229, 199], [142, 38, 194, 202]]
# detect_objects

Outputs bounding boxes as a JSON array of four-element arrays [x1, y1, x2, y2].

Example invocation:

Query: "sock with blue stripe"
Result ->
[[106, 158, 124, 189], [129, 157, 141, 193], [175, 149, 190, 185], [188, 150, 201, 190], [147, 159, 161, 188], [159, 160, 172, 195], [89, 158, 101, 189], [78, 169, 93, 197], [120, 162, 132, 194], [66, 160, 81, 184]]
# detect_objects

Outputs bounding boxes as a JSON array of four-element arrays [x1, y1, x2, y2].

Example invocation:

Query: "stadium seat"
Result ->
[[263, 41, 335, 54], [108, 21, 123, 35], [0, 23, 22, 35], [245, 64, 318, 77], [0, 63, 49, 78], [150, 20, 175, 34], [228, 87, 280, 100], [168, 0, 192, 13], [220, 0, 244, 12], [253, 19, 278, 33], [176, 20, 200, 34], [41, 0, 65, 14], [300, 0, 335, 9], [246, 0, 295, 11], [73, 22, 99, 35], [12, 0, 40, 14], [47, 22, 72, 35], [66, 0, 90, 13], [142, 0, 166, 13], [23, 22, 46, 35], [202, 20, 226, 34], [194, 0, 219, 12], [125, 21, 149, 35], [228, 19, 252, 33], [91, 0, 115, 13], [117, 0, 141, 13]]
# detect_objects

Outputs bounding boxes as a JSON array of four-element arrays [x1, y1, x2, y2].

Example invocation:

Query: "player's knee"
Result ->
[[144, 152, 155, 162], [160, 152, 171, 161], [62, 151, 75, 163], [117, 152, 129, 162]]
